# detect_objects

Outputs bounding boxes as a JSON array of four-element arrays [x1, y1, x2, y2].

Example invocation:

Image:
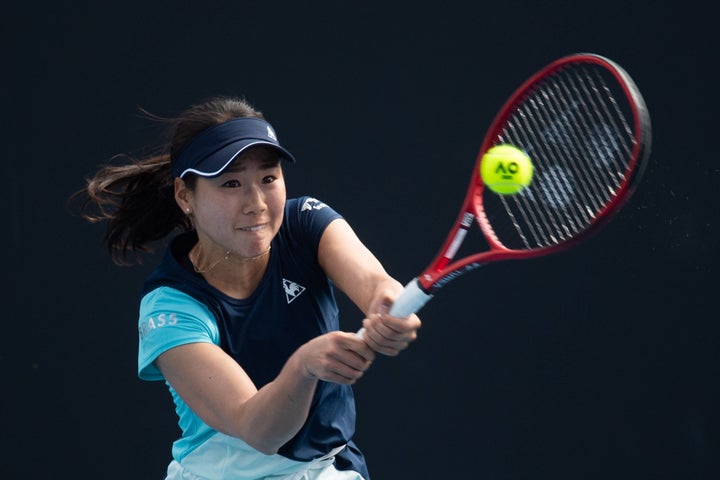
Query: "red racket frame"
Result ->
[[416, 53, 651, 295]]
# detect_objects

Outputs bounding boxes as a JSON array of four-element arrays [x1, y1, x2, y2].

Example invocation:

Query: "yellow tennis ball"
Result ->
[[480, 144, 534, 194]]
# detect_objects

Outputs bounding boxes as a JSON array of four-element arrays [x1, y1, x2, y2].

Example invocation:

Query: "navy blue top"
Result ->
[[141, 197, 368, 478]]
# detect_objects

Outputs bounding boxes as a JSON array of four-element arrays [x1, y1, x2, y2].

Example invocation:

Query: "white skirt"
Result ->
[[164, 433, 364, 480]]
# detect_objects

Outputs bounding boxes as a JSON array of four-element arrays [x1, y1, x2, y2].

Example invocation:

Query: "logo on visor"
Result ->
[[267, 126, 277, 141]]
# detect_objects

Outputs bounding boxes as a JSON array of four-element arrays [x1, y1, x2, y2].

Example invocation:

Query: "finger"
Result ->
[[339, 332, 377, 362], [383, 312, 422, 333], [371, 313, 420, 342], [334, 348, 374, 371], [323, 352, 373, 383], [360, 320, 410, 356]]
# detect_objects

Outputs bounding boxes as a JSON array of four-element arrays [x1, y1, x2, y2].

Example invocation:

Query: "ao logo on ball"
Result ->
[[479, 144, 534, 195]]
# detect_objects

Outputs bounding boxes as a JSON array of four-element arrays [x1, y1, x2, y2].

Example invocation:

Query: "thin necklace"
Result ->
[[192, 247, 231, 274], [191, 245, 272, 274]]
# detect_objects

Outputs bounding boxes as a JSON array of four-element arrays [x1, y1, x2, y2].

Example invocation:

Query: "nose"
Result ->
[[242, 184, 266, 215]]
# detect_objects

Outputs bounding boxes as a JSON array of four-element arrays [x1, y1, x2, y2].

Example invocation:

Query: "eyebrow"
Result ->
[[224, 159, 281, 173]]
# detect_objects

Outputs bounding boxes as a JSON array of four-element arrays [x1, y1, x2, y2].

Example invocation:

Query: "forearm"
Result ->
[[159, 334, 371, 456], [231, 353, 318, 454], [158, 343, 319, 456], [319, 220, 402, 315], [234, 331, 373, 452]]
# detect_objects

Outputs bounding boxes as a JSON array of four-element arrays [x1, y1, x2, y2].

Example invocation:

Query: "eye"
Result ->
[[222, 179, 241, 188], [262, 175, 277, 184]]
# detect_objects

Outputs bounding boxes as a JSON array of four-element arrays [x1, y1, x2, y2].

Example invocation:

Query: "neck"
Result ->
[[190, 244, 272, 299]]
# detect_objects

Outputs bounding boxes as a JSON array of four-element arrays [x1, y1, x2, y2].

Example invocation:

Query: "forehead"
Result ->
[[225, 146, 283, 172]]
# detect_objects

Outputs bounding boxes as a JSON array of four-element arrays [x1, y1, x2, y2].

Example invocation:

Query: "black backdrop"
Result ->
[[5, 1, 718, 479]]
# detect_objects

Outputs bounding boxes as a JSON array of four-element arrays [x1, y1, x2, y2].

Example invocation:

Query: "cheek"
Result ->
[[194, 200, 234, 230], [270, 186, 287, 217]]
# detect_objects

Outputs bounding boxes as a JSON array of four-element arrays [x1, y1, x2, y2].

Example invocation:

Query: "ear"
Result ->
[[174, 177, 193, 214]]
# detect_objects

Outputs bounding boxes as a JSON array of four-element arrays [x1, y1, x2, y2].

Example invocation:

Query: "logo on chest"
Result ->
[[282, 278, 306, 304]]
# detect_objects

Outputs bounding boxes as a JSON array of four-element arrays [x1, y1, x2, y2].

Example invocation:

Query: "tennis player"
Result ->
[[76, 96, 421, 479]]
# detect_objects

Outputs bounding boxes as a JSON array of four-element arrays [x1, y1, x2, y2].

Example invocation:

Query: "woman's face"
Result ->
[[181, 146, 287, 259]]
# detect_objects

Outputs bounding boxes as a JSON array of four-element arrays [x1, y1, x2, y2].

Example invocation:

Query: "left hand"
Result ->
[[360, 292, 422, 356]]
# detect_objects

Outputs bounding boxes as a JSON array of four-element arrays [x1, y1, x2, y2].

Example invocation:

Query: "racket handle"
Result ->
[[388, 278, 433, 317], [356, 278, 432, 339]]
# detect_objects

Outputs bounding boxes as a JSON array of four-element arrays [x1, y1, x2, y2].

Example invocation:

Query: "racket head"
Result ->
[[475, 53, 651, 252], [419, 53, 651, 292]]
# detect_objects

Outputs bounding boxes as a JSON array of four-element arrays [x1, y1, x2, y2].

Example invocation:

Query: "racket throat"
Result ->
[[436, 212, 475, 271]]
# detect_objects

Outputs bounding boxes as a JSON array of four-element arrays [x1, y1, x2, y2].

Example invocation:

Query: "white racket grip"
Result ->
[[356, 278, 432, 339], [388, 278, 433, 317]]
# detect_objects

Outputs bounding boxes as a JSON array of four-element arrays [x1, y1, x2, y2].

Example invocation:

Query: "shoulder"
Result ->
[[139, 286, 219, 342], [286, 196, 336, 214], [285, 196, 343, 229], [140, 286, 211, 316], [138, 286, 220, 381], [279, 197, 344, 251]]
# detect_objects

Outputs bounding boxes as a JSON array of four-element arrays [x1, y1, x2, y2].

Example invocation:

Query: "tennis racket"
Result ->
[[367, 53, 651, 323]]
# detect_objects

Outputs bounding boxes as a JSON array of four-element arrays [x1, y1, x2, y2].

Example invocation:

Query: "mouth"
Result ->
[[237, 223, 268, 232]]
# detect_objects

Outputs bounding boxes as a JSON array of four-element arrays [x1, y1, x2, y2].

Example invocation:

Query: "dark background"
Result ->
[[4, 1, 717, 479]]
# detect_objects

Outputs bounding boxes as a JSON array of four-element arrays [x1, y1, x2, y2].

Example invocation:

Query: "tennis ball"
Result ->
[[480, 144, 534, 194]]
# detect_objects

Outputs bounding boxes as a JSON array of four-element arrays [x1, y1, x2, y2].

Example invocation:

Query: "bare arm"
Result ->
[[155, 331, 374, 455], [318, 219, 422, 355]]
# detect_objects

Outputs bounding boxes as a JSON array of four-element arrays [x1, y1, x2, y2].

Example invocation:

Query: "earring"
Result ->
[[185, 208, 191, 214]]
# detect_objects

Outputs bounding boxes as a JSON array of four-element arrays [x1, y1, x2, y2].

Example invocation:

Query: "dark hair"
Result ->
[[73, 96, 265, 265]]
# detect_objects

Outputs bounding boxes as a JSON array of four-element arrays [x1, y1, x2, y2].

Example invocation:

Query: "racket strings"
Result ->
[[489, 62, 638, 250]]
